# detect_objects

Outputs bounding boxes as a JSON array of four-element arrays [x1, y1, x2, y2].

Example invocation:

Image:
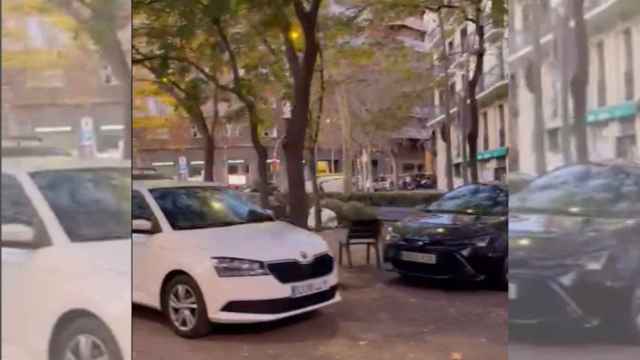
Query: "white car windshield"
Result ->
[[31, 168, 131, 242], [150, 187, 274, 230]]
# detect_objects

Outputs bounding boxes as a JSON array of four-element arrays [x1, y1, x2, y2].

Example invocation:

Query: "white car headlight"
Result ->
[[211, 257, 270, 277]]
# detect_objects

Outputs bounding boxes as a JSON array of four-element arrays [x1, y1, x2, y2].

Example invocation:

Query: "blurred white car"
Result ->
[[1, 157, 131, 360], [132, 180, 340, 338]]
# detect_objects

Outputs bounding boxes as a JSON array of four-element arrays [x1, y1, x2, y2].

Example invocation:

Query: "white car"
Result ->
[[132, 180, 341, 338], [1, 157, 131, 360]]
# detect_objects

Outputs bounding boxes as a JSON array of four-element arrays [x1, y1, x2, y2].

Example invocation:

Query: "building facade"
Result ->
[[421, 4, 509, 190], [2, 5, 129, 155], [509, 0, 640, 175]]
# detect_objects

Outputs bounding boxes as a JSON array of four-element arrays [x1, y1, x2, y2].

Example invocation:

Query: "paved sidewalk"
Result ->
[[133, 230, 508, 360]]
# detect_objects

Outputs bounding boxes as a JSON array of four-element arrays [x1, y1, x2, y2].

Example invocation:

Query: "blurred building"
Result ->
[[509, 0, 640, 175], [419, 3, 509, 190], [1, 6, 129, 155]]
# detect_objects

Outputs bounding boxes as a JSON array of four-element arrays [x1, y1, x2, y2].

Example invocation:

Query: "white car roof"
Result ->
[[2, 156, 131, 173], [134, 179, 224, 190]]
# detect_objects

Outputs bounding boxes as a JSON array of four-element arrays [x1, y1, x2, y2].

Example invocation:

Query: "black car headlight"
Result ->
[[469, 235, 492, 247], [211, 257, 270, 277], [385, 225, 402, 242]]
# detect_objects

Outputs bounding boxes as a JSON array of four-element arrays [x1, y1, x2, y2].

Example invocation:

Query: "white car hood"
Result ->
[[167, 221, 330, 262]]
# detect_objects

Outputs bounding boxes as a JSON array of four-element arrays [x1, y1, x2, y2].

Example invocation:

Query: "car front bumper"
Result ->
[[201, 269, 340, 324], [384, 243, 502, 281], [508, 269, 632, 327]]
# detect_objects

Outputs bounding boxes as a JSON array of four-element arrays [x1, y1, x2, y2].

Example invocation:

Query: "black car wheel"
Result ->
[[50, 316, 123, 360], [162, 275, 211, 338]]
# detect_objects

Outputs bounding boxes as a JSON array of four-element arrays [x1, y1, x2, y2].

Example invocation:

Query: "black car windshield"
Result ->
[[150, 187, 274, 230], [427, 184, 507, 215], [510, 164, 640, 217], [31, 168, 131, 242]]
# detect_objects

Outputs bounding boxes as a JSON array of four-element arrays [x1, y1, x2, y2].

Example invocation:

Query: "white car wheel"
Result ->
[[51, 316, 122, 360], [163, 275, 211, 338]]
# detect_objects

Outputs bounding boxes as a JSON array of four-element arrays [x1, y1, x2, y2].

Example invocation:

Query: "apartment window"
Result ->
[[498, 104, 506, 147], [616, 135, 637, 160], [596, 41, 606, 107], [402, 163, 416, 173], [438, 88, 446, 109], [146, 97, 159, 116], [460, 27, 468, 52], [522, 4, 534, 30], [482, 112, 489, 151], [26, 70, 64, 88], [191, 124, 202, 138], [547, 128, 560, 153], [453, 163, 462, 178], [100, 65, 118, 85], [228, 163, 250, 175], [624, 28, 634, 101]]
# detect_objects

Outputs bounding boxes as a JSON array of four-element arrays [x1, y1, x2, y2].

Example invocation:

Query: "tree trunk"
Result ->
[[572, 0, 589, 163], [531, 0, 548, 175], [436, 9, 454, 191], [202, 86, 219, 182], [444, 122, 454, 191], [281, 0, 321, 229], [203, 133, 215, 181], [247, 106, 270, 209], [308, 147, 322, 231], [338, 86, 353, 194], [466, 3, 485, 184], [388, 148, 399, 190]]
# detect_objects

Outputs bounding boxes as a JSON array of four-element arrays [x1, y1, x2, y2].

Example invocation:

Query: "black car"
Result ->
[[508, 162, 640, 341], [384, 183, 508, 285]]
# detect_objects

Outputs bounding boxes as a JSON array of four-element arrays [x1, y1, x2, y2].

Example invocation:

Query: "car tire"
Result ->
[[162, 274, 211, 338], [50, 316, 123, 360], [629, 280, 640, 344]]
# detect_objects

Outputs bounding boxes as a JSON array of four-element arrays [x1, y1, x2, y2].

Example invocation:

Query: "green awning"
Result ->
[[477, 147, 508, 160], [586, 101, 637, 123]]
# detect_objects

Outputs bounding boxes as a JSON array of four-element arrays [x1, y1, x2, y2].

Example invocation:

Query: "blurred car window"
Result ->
[[1, 173, 50, 244], [31, 168, 131, 242]]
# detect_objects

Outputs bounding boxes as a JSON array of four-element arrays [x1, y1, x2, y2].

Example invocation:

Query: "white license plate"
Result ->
[[508, 282, 518, 300], [291, 278, 330, 298], [400, 251, 437, 264]]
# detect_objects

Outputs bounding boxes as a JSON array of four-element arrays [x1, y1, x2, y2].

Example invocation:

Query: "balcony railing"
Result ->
[[478, 64, 508, 94]]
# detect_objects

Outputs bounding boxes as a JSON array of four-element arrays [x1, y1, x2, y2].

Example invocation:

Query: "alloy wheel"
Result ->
[[63, 334, 109, 360], [168, 284, 199, 331]]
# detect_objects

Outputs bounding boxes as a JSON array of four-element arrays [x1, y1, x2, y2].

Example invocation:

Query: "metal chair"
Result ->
[[338, 219, 382, 268]]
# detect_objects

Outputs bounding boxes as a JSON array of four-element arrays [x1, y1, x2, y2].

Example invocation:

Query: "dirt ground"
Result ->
[[133, 229, 508, 360]]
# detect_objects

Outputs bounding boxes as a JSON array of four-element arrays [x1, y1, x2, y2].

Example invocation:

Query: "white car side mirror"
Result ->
[[1, 223, 36, 244], [132, 219, 154, 234]]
